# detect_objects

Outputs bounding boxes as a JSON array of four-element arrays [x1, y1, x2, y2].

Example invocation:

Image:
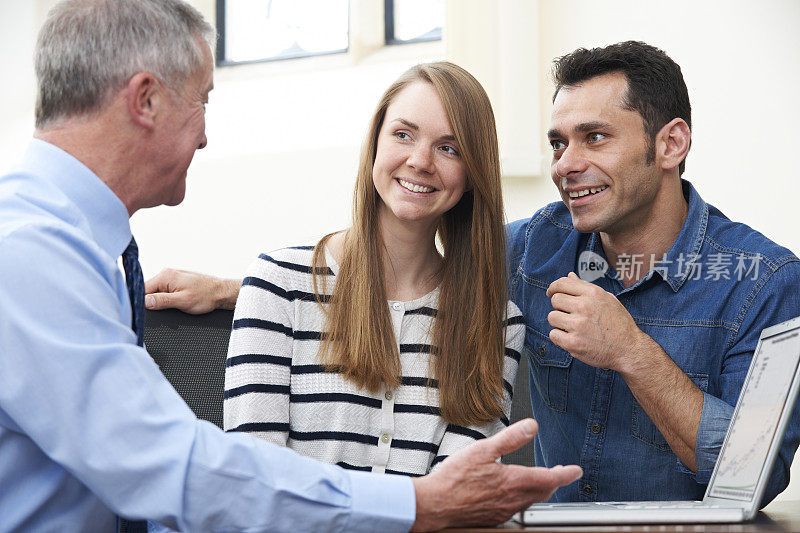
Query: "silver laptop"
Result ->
[[517, 315, 800, 526]]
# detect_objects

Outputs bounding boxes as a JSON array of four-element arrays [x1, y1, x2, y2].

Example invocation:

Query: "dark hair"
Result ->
[[552, 41, 691, 175]]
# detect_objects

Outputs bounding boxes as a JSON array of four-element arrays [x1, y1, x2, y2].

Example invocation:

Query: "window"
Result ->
[[384, 0, 444, 45], [216, 0, 349, 65]]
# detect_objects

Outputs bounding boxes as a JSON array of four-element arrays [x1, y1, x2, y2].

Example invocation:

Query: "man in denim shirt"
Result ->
[[507, 41, 800, 506]]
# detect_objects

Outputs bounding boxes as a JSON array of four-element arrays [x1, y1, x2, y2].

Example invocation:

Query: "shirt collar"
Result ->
[[21, 139, 132, 259], [583, 179, 708, 294], [649, 179, 708, 292]]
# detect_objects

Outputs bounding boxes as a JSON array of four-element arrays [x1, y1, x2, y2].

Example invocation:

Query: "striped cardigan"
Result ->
[[224, 246, 524, 477]]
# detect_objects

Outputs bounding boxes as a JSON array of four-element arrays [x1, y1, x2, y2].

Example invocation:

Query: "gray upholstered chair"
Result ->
[[502, 353, 535, 466], [144, 308, 233, 429]]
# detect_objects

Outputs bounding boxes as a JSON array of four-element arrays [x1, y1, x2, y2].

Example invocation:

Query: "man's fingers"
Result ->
[[548, 328, 572, 352], [546, 464, 583, 486], [511, 465, 583, 496], [547, 310, 573, 332], [143, 277, 165, 295], [546, 274, 588, 297], [145, 291, 180, 310], [144, 268, 177, 295], [549, 292, 581, 312], [515, 465, 583, 505], [478, 419, 538, 459]]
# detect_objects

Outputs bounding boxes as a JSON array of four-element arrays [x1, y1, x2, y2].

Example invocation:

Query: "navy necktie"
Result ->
[[122, 237, 145, 346], [119, 237, 147, 532]]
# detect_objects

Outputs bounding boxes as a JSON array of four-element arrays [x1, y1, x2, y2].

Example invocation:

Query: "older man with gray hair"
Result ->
[[0, 0, 580, 531]]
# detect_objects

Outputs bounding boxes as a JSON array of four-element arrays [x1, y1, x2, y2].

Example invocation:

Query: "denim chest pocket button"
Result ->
[[631, 372, 709, 451], [525, 325, 573, 413]]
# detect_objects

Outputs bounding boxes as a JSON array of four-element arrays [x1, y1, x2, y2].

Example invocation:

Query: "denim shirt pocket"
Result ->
[[631, 373, 709, 451], [524, 325, 573, 413]]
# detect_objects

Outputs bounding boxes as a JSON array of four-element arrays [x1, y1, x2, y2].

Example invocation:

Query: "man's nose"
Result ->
[[555, 144, 589, 177]]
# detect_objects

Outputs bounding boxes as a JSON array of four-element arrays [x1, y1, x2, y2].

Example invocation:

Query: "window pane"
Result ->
[[223, 0, 348, 63], [391, 0, 443, 43]]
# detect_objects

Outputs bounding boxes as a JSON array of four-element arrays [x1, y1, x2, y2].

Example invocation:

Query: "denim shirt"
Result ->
[[507, 180, 800, 506]]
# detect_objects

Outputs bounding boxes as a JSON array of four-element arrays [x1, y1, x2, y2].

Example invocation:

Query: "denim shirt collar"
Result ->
[[653, 179, 708, 293], [590, 179, 708, 294]]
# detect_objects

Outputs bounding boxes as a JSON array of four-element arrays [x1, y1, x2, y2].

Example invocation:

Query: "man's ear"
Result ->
[[126, 72, 160, 129], [656, 118, 691, 171]]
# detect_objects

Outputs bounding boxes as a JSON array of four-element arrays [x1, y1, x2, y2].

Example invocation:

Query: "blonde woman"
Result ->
[[223, 62, 524, 476]]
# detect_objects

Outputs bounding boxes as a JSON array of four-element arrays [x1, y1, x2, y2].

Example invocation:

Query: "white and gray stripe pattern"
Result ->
[[224, 246, 524, 477]]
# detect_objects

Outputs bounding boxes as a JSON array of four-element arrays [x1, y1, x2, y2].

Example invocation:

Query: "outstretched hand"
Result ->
[[411, 419, 582, 531], [144, 268, 241, 314]]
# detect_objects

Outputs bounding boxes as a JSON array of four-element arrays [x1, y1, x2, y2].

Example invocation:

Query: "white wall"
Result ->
[[0, 1, 37, 165], [0, 0, 798, 504]]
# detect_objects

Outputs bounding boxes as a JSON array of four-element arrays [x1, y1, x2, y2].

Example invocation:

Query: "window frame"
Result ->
[[383, 0, 443, 46], [215, 0, 350, 67]]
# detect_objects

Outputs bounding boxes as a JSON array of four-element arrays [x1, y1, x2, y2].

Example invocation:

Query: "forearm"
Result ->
[[180, 427, 415, 532], [618, 332, 704, 471], [213, 277, 241, 310]]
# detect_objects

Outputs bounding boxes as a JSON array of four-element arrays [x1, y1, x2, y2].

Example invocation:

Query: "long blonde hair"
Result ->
[[312, 62, 507, 425]]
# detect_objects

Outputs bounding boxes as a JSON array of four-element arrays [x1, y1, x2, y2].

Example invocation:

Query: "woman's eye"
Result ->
[[394, 131, 411, 140], [440, 145, 459, 156]]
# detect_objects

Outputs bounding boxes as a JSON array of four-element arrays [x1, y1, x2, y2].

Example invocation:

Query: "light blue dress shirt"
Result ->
[[0, 139, 415, 532]]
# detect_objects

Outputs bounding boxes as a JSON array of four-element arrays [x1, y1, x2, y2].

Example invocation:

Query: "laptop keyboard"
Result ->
[[595, 501, 723, 510]]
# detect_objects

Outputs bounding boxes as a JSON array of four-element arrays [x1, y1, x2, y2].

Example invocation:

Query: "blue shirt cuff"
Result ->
[[689, 392, 734, 483], [344, 470, 415, 533]]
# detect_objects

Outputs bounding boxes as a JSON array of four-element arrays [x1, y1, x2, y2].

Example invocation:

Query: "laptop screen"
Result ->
[[707, 325, 800, 501]]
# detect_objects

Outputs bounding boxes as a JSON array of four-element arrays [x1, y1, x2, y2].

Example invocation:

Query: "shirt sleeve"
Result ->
[[693, 392, 735, 478], [431, 303, 524, 470], [0, 224, 415, 532], [506, 217, 532, 285], [223, 254, 293, 446], [693, 259, 800, 507]]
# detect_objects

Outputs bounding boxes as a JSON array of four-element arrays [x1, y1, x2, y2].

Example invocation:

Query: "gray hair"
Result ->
[[35, 0, 216, 128]]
